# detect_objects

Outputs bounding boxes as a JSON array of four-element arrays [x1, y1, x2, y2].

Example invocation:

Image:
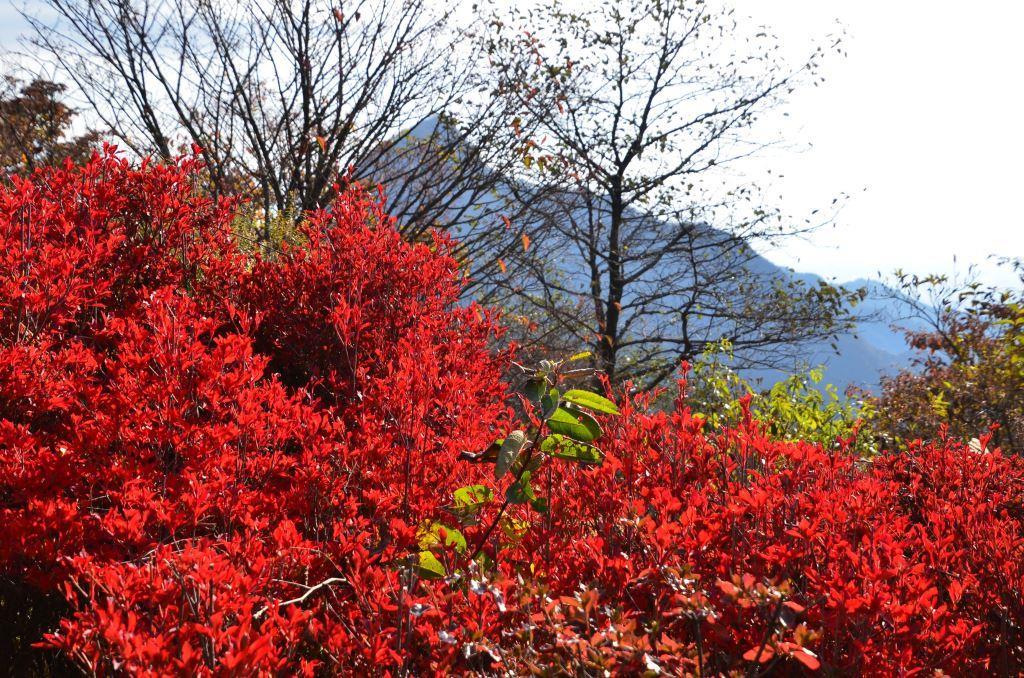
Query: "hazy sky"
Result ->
[[2, 1, 1021, 287]]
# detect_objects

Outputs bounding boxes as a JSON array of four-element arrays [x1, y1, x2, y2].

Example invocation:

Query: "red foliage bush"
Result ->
[[0, 153, 1022, 675], [516, 385, 1024, 675]]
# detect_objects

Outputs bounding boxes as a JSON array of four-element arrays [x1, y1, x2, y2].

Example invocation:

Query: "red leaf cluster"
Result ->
[[1, 153, 1022, 675]]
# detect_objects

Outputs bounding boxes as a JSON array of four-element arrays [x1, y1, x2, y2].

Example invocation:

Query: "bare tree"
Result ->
[[482, 0, 860, 388], [25, 0, 544, 277]]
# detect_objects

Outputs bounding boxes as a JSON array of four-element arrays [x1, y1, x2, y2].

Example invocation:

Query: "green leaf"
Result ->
[[446, 484, 493, 526], [541, 388, 560, 419], [495, 430, 528, 480], [521, 377, 545, 404], [530, 496, 550, 514], [540, 434, 605, 465], [562, 389, 620, 415], [415, 551, 447, 580], [547, 407, 601, 442], [505, 470, 535, 504], [417, 521, 468, 553], [452, 484, 494, 512]]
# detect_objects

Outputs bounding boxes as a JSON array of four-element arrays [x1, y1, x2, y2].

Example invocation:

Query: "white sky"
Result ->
[[739, 1, 1024, 287], [2, 0, 1022, 288]]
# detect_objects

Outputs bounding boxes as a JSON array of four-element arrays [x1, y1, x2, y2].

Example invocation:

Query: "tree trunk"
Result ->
[[598, 177, 626, 385]]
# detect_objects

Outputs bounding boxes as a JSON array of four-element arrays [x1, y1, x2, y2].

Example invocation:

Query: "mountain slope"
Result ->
[[740, 271, 927, 393]]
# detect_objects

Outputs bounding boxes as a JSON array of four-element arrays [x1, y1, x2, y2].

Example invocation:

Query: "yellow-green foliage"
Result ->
[[757, 369, 877, 456], [686, 341, 876, 456], [231, 205, 306, 258], [684, 341, 750, 431]]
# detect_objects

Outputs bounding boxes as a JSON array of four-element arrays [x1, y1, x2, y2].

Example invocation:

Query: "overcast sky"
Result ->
[[2, 0, 1021, 287]]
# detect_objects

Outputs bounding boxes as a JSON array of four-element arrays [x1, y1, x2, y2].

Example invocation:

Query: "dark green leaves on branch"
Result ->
[[521, 378, 546, 404], [469, 360, 623, 557]]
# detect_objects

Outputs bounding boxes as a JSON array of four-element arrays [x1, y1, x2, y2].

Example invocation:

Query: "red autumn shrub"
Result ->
[[0, 153, 1022, 676], [0, 151, 508, 674], [502, 383, 1024, 675]]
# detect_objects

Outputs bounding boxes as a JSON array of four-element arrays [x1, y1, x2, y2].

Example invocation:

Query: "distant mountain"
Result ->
[[740, 272, 928, 394], [392, 116, 926, 393]]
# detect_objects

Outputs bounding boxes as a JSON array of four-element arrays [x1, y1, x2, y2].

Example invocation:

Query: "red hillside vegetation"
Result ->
[[0, 153, 1022, 675]]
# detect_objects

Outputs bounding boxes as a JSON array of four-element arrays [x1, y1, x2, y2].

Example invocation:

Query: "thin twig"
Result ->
[[254, 577, 347, 619]]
